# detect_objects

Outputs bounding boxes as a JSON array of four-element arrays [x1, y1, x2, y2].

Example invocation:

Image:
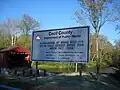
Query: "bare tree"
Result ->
[[112, 2, 120, 33], [114, 39, 120, 49], [3, 18, 20, 46], [17, 14, 40, 49], [76, 0, 117, 77], [18, 14, 40, 35]]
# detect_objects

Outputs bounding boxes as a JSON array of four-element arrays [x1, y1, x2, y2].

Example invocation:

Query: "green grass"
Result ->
[[32, 63, 75, 72], [38, 65, 59, 70]]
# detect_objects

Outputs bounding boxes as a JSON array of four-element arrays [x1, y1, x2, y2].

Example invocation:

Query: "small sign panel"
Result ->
[[32, 26, 90, 63]]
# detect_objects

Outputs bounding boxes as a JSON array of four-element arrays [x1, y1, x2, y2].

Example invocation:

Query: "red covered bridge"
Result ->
[[0, 46, 31, 68]]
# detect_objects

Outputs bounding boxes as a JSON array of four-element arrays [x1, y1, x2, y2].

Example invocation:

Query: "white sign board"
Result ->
[[32, 26, 90, 63]]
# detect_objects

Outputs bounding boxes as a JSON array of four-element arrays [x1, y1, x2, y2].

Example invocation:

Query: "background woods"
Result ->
[[0, 14, 40, 50]]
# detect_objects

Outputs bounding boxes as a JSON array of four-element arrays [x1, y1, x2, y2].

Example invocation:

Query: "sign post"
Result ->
[[35, 61, 38, 86], [78, 63, 84, 76], [32, 26, 90, 63], [75, 63, 78, 72]]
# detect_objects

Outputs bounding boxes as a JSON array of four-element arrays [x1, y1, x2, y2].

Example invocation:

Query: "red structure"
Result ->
[[0, 46, 31, 68], [0, 46, 31, 54]]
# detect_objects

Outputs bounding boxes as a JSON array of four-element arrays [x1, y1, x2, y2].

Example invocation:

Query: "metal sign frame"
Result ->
[[32, 26, 90, 63]]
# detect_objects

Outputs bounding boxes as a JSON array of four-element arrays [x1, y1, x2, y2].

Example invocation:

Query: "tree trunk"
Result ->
[[11, 36, 14, 46], [96, 33, 100, 79]]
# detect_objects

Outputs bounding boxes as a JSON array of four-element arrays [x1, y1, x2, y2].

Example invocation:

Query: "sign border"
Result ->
[[31, 26, 90, 63]]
